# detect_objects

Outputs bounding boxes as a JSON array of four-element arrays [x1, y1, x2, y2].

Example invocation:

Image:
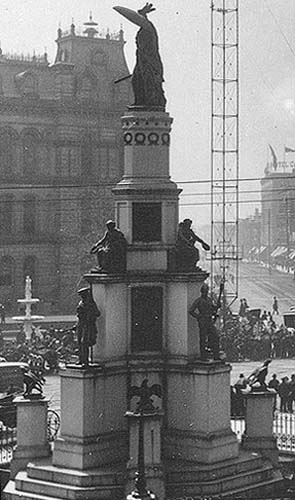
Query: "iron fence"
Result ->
[[231, 411, 295, 453], [0, 425, 16, 464]]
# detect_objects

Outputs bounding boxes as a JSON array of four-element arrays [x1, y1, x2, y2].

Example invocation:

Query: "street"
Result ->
[[232, 261, 295, 315]]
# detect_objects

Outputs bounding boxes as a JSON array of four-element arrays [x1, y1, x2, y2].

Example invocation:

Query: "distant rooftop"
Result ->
[[264, 161, 295, 176], [0, 52, 48, 64], [58, 14, 124, 41]]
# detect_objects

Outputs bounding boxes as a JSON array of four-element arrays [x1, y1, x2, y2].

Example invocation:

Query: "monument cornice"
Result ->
[[85, 270, 209, 284]]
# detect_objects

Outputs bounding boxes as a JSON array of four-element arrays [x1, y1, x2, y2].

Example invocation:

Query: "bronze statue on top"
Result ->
[[90, 220, 127, 273], [175, 219, 210, 272], [113, 4, 166, 110]]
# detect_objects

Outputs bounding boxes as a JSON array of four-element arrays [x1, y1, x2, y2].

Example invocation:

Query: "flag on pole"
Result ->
[[285, 146, 295, 153], [268, 144, 277, 169]]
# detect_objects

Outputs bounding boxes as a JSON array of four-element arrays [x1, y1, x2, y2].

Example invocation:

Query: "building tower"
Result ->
[[210, 0, 240, 306], [0, 15, 131, 315]]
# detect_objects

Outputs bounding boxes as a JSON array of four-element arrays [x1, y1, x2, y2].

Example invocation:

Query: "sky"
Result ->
[[1, 0, 295, 227]]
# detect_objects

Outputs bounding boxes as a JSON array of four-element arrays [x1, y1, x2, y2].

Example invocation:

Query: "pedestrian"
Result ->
[[234, 373, 247, 416], [243, 298, 249, 313], [235, 373, 248, 391], [272, 296, 279, 315], [278, 377, 290, 412], [268, 373, 280, 392], [261, 310, 267, 322], [268, 373, 280, 411], [0, 304, 5, 324], [288, 374, 295, 413], [238, 299, 244, 317]]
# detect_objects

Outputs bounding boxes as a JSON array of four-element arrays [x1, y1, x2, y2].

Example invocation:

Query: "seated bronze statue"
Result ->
[[90, 220, 127, 273], [174, 219, 210, 272]]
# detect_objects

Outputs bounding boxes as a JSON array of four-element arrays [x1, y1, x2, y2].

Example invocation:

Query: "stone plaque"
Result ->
[[132, 202, 161, 242], [131, 286, 163, 352]]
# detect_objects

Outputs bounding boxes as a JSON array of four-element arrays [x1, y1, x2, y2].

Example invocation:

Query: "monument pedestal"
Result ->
[[53, 366, 129, 470], [242, 390, 279, 466], [10, 397, 50, 478], [164, 360, 239, 464]]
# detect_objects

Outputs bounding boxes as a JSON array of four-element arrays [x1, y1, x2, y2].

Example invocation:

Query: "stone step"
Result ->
[[26, 460, 125, 487], [14, 471, 124, 500], [215, 469, 284, 499], [166, 451, 264, 483], [166, 463, 275, 497]]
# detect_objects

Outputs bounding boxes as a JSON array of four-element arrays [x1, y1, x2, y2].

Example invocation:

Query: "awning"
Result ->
[[271, 246, 287, 258], [258, 246, 267, 258]]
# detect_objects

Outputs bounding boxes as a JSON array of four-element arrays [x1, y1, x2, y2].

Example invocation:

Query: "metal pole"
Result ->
[[267, 209, 271, 274], [286, 195, 290, 272]]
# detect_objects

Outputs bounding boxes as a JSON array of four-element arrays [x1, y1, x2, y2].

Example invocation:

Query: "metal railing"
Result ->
[[0, 425, 16, 464], [231, 411, 295, 453]]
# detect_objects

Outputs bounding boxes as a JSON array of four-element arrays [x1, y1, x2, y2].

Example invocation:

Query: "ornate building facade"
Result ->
[[0, 16, 131, 314]]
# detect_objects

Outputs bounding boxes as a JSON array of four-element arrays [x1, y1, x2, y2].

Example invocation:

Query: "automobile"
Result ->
[[283, 308, 295, 328]]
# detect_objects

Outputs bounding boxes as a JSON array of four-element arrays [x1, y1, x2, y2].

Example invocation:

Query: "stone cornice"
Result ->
[[85, 269, 209, 284]]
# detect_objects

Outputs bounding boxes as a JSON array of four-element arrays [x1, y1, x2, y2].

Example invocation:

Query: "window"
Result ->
[[81, 197, 93, 235], [131, 286, 163, 352], [0, 129, 16, 176], [81, 135, 93, 176], [24, 195, 36, 235], [22, 74, 37, 95], [0, 257, 14, 286], [132, 203, 162, 242], [0, 195, 13, 236], [23, 256, 37, 286], [23, 133, 38, 178]]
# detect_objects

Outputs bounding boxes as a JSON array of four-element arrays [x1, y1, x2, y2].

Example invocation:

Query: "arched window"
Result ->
[[0, 194, 13, 236], [0, 129, 17, 176], [24, 195, 36, 235], [23, 256, 37, 286], [22, 74, 37, 95], [78, 76, 93, 99], [0, 256, 14, 286], [81, 135, 93, 176], [23, 132, 38, 178]]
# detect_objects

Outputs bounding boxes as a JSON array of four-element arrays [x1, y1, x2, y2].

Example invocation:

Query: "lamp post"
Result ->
[[126, 379, 161, 500]]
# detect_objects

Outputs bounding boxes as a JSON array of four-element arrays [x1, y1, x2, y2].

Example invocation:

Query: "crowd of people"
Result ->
[[219, 295, 295, 361], [231, 371, 295, 416], [0, 325, 78, 373]]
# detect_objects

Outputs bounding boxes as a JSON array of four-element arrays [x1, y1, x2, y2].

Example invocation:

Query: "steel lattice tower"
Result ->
[[210, 0, 239, 307]]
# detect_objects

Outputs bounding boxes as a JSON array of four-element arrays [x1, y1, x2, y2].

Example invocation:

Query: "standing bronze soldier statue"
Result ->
[[189, 283, 221, 361], [76, 287, 101, 367]]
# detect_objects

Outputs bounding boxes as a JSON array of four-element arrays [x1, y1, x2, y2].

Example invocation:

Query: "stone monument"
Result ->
[[4, 5, 283, 500]]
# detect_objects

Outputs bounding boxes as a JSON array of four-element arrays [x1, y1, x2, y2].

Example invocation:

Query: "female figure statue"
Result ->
[[114, 3, 166, 109]]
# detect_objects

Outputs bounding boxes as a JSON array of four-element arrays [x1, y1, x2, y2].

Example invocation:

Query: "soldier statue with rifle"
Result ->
[[189, 282, 224, 361]]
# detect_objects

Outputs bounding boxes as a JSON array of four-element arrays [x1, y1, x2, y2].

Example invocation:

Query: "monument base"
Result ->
[[10, 397, 50, 479], [242, 390, 279, 467], [164, 427, 239, 464]]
